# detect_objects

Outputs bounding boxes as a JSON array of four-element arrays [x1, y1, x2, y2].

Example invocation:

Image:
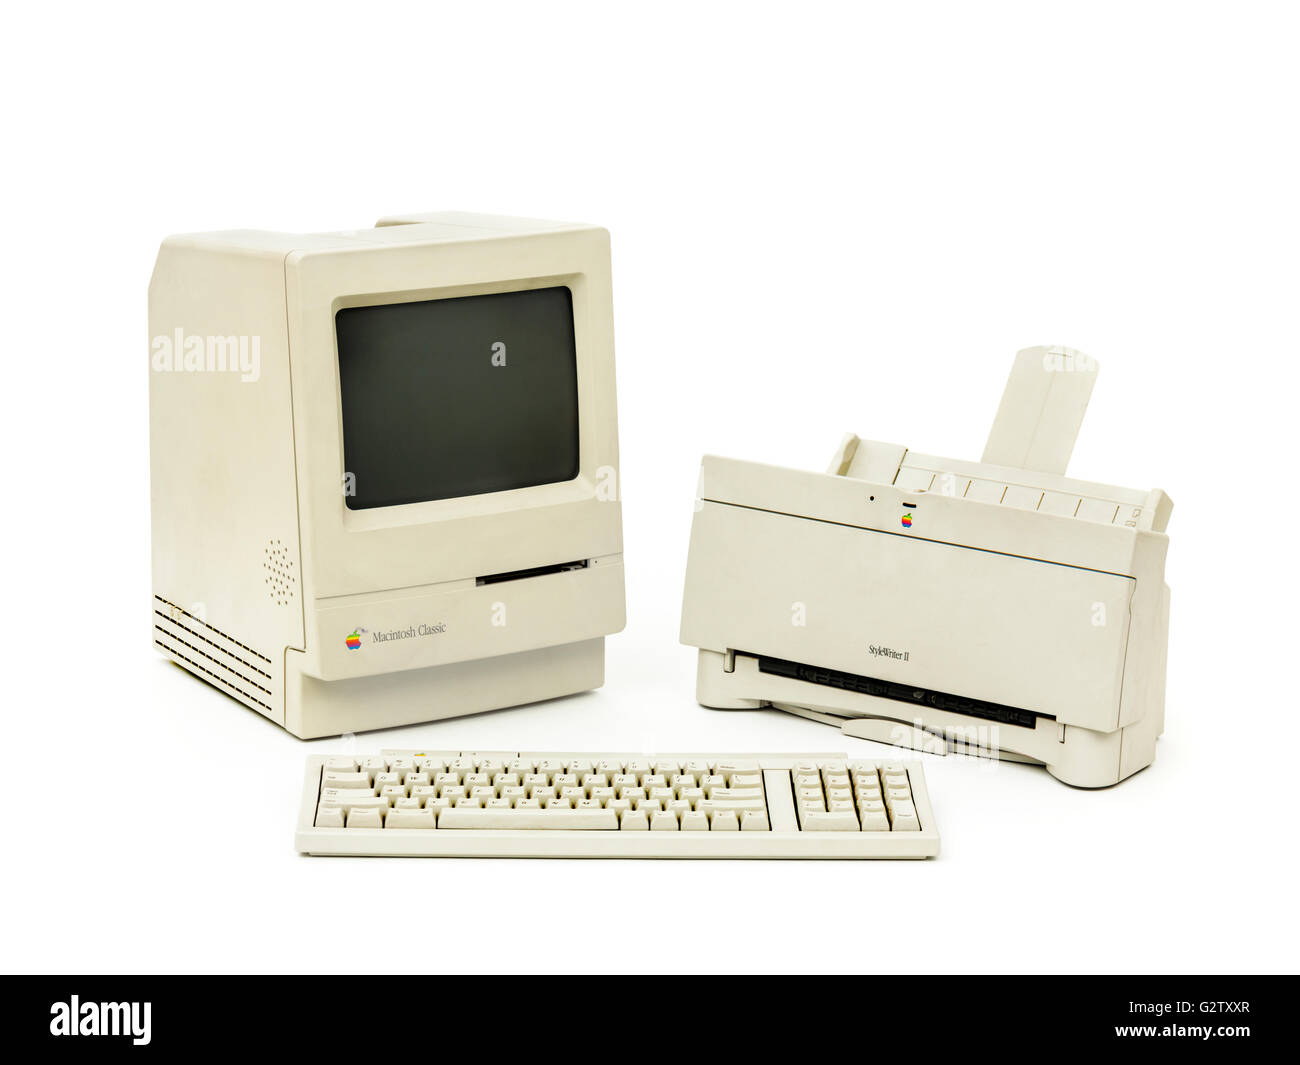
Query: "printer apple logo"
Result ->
[[901, 513, 913, 528], [346, 628, 364, 650]]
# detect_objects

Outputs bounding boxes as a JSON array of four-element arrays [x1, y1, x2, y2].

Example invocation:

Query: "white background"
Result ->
[[4, 1, 1297, 975]]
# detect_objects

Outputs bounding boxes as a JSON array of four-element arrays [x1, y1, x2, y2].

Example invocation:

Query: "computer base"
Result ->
[[695, 649, 1158, 788], [282, 638, 606, 739]]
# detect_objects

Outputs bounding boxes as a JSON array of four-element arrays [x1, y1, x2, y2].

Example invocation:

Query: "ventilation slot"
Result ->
[[476, 559, 588, 586], [153, 596, 275, 714]]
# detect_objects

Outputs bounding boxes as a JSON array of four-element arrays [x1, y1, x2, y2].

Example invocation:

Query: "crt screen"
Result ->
[[335, 286, 579, 509]]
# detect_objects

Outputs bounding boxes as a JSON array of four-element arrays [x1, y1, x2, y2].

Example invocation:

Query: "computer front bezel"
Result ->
[[284, 226, 623, 601]]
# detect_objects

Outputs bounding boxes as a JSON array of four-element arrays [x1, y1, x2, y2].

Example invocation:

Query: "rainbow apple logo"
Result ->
[[901, 513, 913, 528], [346, 629, 362, 650]]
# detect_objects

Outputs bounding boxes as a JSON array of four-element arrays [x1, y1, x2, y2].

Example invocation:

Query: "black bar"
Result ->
[[755, 653, 1048, 729], [2, 976, 1284, 1051], [475, 559, 588, 586]]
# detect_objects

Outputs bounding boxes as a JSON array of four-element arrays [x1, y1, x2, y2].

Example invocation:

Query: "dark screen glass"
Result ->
[[336, 287, 579, 509]]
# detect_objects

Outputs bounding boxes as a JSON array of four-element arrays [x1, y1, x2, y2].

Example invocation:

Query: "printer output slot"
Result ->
[[475, 560, 589, 586], [751, 654, 1050, 730]]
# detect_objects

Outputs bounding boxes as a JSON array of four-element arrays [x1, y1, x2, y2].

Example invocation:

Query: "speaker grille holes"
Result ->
[[263, 538, 297, 606]]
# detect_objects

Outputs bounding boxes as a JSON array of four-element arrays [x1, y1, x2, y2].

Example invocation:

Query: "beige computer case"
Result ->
[[150, 212, 625, 737]]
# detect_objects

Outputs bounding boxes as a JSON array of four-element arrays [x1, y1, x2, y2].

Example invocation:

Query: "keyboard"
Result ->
[[296, 750, 940, 859]]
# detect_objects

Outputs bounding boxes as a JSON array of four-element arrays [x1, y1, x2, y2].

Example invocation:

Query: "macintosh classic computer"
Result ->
[[150, 211, 625, 738]]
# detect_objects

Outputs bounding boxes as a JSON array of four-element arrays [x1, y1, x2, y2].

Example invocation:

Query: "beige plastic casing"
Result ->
[[679, 348, 1172, 788], [149, 212, 625, 738], [294, 751, 940, 859]]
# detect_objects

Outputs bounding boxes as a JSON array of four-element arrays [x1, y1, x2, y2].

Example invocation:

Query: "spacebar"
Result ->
[[438, 809, 619, 830]]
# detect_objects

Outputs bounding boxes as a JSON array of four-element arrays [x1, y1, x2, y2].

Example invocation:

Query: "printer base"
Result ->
[[696, 649, 1158, 788]]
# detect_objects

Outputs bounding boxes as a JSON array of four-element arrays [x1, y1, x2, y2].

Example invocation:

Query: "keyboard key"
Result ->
[[704, 787, 764, 801], [889, 801, 921, 832], [385, 807, 436, 829], [314, 806, 344, 828], [439, 808, 618, 830], [699, 799, 767, 817], [345, 807, 383, 829], [713, 759, 759, 775], [321, 771, 371, 790], [319, 791, 389, 814], [800, 812, 860, 831]]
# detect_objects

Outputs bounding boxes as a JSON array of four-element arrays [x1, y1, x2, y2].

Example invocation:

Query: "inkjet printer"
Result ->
[[680, 347, 1172, 787]]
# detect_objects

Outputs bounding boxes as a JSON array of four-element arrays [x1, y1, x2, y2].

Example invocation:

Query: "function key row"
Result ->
[[322, 770, 758, 801], [326, 754, 764, 780]]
